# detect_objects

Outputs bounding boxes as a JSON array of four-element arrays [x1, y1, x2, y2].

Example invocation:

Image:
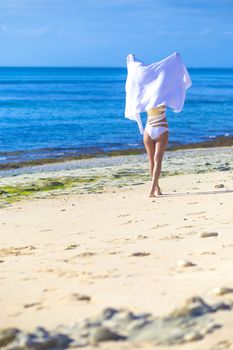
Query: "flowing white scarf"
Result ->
[[125, 52, 192, 135]]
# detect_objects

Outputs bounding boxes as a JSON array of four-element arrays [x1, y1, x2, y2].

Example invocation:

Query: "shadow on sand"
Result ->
[[160, 189, 233, 198]]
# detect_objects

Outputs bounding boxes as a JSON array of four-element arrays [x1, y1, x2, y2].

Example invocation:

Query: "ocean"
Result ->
[[0, 67, 232, 166]]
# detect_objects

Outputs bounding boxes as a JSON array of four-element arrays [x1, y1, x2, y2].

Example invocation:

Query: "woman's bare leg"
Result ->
[[150, 132, 169, 196], [143, 130, 155, 177]]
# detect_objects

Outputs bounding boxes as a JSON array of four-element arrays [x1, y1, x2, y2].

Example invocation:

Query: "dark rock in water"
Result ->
[[1, 297, 232, 348], [0, 328, 19, 347], [89, 326, 125, 345]]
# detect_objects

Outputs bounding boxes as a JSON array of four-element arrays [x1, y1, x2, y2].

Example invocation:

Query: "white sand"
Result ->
[[1, 165, 233, 349]]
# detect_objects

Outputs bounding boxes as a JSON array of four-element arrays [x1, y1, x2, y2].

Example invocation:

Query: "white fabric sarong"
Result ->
[[125, 52, 192, 135]]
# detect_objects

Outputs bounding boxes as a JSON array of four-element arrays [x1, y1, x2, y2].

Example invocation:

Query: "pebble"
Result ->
[[211, 287, 233, 296], [71, 293, 91, 302], [135, 235, 148, 239], [177, 259, 196, 267], [184, 331, 203, 341], [198, 232, 218, 238], [214, 184, 225, 188], [65, 244, 79, 250]]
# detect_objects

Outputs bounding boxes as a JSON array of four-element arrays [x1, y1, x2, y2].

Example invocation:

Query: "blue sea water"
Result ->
[[0, 67, 232, 165]]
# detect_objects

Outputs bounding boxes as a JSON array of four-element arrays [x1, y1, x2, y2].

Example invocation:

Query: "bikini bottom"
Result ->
[[145, 124, 169, 141]]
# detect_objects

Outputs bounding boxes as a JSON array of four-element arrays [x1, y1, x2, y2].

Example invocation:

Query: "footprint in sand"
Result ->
[[43, 288, 56, 293], [201, 251, 216, 255], [135, 235, 148, 239], [160, 234, 183, 241], [23, 302, 43, 309], [65, 244, 79, 250], [123, 238, 132, 243], [130, 252, 151, 257], [70, 231, 88, 236], [149, 224, 169, 230], [70, 293, 91, 302], [0, 246, 36, 257], [120, 220, 132, 225], [108, 251, 122, 255], [187, 211, 206, 216], [117, 214, 130, 217], [78, 252, 96, 257]]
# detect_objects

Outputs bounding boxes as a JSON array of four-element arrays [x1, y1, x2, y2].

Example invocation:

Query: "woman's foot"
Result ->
[[155, 186, 162, 196], [149, 186, 162, 197]]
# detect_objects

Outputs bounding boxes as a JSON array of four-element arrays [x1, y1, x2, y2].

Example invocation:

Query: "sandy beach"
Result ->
[[1, 146, 233, 349]]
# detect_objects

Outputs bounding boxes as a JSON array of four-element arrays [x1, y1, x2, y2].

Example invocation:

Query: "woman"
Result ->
[[144, 105, 169, 197], [125, 52, 192, 197]]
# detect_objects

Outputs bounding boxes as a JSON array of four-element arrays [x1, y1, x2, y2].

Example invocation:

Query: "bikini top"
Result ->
[[147, 106, 166, 117], [147, 106, 167, 127]]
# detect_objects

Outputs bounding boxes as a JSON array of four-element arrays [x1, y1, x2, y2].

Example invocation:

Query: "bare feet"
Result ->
[[149, 186, 162, 197], [155, 186, 162, 196]]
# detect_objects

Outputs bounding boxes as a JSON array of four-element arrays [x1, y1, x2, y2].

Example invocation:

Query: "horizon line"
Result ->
[[0, 65, 233, 69]]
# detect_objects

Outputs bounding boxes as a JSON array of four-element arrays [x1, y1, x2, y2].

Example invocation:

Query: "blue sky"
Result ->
[[0, 0, 233, 67]]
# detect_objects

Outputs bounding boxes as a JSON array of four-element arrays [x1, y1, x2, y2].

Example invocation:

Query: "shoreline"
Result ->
[[1, 135, 233, 171], [0, 145, 232, 208]]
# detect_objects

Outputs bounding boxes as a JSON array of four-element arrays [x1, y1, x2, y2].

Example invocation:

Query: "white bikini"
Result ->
[[145, 106, 169, 141]]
